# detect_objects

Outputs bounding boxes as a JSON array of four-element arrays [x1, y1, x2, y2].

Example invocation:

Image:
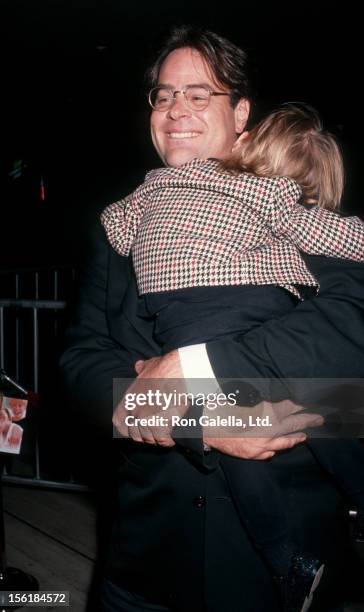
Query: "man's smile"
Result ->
[[167, 131, 202, 139]]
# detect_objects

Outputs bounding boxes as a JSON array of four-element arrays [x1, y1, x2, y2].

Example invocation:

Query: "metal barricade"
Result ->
[[0, 267, 90, 491]]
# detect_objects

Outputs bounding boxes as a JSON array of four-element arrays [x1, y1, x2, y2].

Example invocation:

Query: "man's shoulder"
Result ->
[[82, 221, 134, 283]]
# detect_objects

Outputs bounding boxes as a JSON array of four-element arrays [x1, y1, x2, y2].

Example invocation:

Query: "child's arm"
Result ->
[[271, 176, 364, 261], [100, 186, 147, 256]]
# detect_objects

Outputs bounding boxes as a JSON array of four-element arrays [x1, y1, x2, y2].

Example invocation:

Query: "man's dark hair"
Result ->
[[145, 25, 252, 108]]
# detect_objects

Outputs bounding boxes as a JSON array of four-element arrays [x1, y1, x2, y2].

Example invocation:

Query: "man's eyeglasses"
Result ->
[[148, 85, 230, 112]]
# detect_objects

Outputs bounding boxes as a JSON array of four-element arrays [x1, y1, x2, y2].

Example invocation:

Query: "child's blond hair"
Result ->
[[224, 103, 344, 210]]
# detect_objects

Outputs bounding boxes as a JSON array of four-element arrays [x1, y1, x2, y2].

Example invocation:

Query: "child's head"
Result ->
[[225, 103, 344, 210]]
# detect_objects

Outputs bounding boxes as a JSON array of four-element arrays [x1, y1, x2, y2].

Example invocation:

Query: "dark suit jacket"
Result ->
[[60, 225, 364, 612]]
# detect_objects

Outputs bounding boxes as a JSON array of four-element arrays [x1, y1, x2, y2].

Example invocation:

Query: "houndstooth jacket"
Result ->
[[101, 158, 364, 298]]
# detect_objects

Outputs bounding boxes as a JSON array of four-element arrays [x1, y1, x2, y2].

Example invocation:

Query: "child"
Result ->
[[101, 103, 364, 612]]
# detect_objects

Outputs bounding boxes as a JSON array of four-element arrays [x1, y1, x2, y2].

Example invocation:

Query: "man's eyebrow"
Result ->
[[156, 82, 214, 89]]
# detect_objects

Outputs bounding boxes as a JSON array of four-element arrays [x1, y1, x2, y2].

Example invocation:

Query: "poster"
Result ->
[[0, 395, 27, 454]]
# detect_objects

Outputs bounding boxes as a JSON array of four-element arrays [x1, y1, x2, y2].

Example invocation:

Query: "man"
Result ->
[[60, 26, 364, 611]]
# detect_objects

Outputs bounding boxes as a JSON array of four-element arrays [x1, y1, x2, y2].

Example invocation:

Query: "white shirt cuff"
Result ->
[[178, 343, 222, 394], [178, 344, 221, 453]]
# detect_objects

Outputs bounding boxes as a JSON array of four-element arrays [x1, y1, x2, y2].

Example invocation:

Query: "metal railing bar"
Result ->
[[54, 270, 58, 301], [2, 475, 91, 492], [35, 272, 39, 300], [0, 300, 66, 309], [33, 306, 40, 481]]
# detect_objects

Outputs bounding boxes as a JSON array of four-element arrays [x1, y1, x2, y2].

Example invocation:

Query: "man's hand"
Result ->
[[204, 399, 324, 460], [112, 351, 186, 447], [113, 351, 324, 459], [133, 351, 183, 379]]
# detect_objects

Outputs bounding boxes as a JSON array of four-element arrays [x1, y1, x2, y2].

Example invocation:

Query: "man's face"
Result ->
[[150, 47, 249, 167]]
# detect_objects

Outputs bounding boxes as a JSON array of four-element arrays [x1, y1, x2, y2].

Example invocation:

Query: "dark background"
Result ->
[[1, 0, 362, 269]]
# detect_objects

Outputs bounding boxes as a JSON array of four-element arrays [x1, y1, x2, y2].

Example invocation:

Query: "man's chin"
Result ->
[[164, 149, 200, 168]]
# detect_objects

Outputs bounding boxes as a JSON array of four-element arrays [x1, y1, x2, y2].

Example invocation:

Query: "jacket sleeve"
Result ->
[[59, 224, 214, 470], [206, 255, 364, 401], [100, 185, 148, 256], [271, 177, 364, 261], [59, 224, 138, 435]]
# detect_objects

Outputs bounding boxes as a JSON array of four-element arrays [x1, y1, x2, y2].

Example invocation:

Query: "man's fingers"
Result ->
[[266, 433, 307, 452], [275, 412, 323, 437], [137, 420, 176, 447], [134, 360, 146, 375], [137, 424, 174, 446], [128, 424, 144, 443], [154, 436, 176, 447], [137, 425, 157, 444], [148, 423, 176, 447], [112, 413, 129, 438], [272, 399, 304, 419], [256, 451, 276, 460]]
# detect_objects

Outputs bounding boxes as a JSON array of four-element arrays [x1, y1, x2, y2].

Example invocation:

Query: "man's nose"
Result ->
[[167, 93, 192, 120]]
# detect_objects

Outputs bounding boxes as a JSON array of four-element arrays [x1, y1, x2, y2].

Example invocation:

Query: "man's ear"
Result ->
[[234, 98, 250, 134]]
